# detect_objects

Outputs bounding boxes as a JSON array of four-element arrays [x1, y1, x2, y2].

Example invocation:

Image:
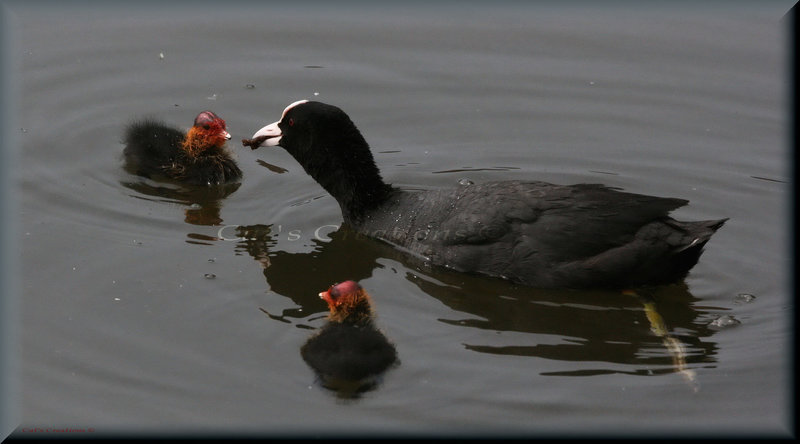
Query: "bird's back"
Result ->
[[123, 119, 184, 174], [301, 322, 398, 381], [358, 181, 726, 288]]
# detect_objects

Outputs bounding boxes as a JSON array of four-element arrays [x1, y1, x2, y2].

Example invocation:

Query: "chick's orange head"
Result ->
[[319, 280, 363, 308], [183, 110, 231, 153]]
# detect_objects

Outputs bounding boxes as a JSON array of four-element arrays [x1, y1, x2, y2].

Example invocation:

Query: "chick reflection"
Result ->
[[300, 281, 398, 397], [121, 180, 240, 226]]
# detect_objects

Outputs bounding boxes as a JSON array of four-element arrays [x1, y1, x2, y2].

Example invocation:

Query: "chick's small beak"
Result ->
[[223, 130, 232, 140], [319, 287, 337, 307]]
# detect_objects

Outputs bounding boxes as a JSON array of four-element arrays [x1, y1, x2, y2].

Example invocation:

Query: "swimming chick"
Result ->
[[300, 281, 398, 384], [124, 110, 242, 185]]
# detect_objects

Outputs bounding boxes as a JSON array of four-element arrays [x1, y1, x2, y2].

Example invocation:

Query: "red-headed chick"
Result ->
[[300, 281, 398, 383], [123, 110, 241, 185]]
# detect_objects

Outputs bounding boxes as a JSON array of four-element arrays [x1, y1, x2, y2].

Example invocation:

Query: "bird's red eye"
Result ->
[[288, 118, 294, 127]]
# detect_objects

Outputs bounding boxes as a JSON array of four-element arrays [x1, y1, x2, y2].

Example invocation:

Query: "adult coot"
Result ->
[[245, 100, 726, 289], [300, 281, 398, 383], [124, 110, 242, 185]]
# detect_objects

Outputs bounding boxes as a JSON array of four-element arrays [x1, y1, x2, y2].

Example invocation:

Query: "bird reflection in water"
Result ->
[[235, 224, 720, 392], [120, 179, 240, 227], [418, 271, 717, 392]]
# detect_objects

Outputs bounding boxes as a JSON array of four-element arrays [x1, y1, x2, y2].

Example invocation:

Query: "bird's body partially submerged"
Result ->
[[300, 281, 398, 382], [357, 181, 725, 288]]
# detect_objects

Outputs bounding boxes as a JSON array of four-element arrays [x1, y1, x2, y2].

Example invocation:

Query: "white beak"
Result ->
[[223, 130, 232, 140], [252, 120, 282, 147]]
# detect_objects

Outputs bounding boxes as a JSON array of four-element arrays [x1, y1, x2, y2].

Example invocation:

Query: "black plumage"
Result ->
[[301, 322, 398, 382], [300, 281, 398, 383], [123, 111, 241, 185], [248, 101, 726, 289]]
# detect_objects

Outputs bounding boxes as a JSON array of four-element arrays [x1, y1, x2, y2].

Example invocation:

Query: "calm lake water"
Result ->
[[3, 1, 793, 439]]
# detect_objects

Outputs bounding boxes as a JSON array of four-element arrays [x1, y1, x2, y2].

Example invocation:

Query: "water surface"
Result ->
[[5, 1, 792, 438]]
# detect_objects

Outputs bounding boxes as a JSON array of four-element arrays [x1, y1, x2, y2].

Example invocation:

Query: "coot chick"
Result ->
[[300, 281, 398, 383], [247, 100, 727, 289], [124, 111, 242, 185]]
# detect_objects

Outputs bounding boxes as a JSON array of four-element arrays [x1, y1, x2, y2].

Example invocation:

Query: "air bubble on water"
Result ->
[[733, 293, 756, 304], [204, 273, 216, 279], [709, 315, 741, 328]]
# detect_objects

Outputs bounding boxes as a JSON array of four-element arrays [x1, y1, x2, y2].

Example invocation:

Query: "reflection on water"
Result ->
[[236, 225, 388, 319], [232, 222, 721, 390], [256, 159, 289, 174], [312, 375, 389, 401], [417, 271, 717, 392], [121, 179, 241, 227]]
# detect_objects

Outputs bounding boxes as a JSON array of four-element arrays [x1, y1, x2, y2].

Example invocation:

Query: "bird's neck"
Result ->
[[328, 296, 374, 326], [301, 133, 394, 225], [182, 128, 224, 157], [323, 172, 394, 225]]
